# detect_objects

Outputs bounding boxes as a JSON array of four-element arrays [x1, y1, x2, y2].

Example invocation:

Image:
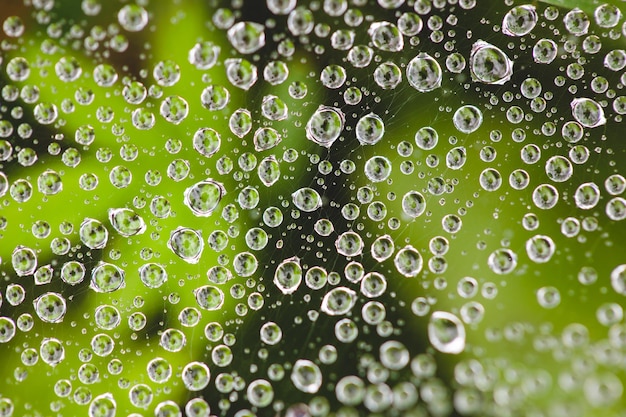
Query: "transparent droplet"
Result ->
[[502, 5, 537, 36], [428, 311, 466, 354], [194, 285, 224, 310], [252, 157, 280, 188], [94, 305, 120, 330], [364, 156, 392, 182], [184, 179, 225, 217], [90, 262, 125, 293], [138, 263, 167, 289], [470, 40, 513, 85], [274, 257, 302, 294], [526, 235, 556, 263], [607, 197, 626, 221], [488, 248, 518, 274], [247, 379, 274, 408], [147, 357, 172, 383], [406, 53, 442, 92], [571, 98, 606, 128], [160, 95, 188, 124], [153, 60, 180, 86], [40, 337, 65, 365], [253, 127, 281, 151], [545, 156, 573, 182], [574, 182, 601, 209], [93, 64, 118, 87], [394, 245, 423, 277], [91, 333, 114, 357], [369, 22, 403, 52], [402, 191, 426, 217], [33, 292, 66, 323], [335, 231, 364, 257], [446, 146, 467, 169], [291, 359, 322, 393], [118, 4, 148, 32], [479, 168, 502, 191], [321, 286, 356, 315], [79, 218, 108, 250], [563, 8, 590, 36], [225, 58, 258, 90], [320, 64, 347, 89], [292, 187, 322, 212], [228, 21, 266, 54], [182, 361, 210, 391], [201, 85, 230, 111], [185, 398, 210, 417], [533, 184, 559, 209], [288, 7, 314, 36], [306, 106, 344, 148], [398, 12, 423, 36], [129, 384, 153, 408], [371, 235, 395, 262], [88, 393, 116, 417], [347, 45, 373, 68], [533, 38, 558, 64], [360, 272, 387, 298], [108, 208, 145, 237], [537, 286, 561, 309], [267, 0, 296, 15], [188, 41, 220, 70], [356, 113, 385, 145], [168, 227, 203, 263], [260, 321, 282, 345], [446, 52, 466, 73], [61, 261, 86, 285], [374, 61, 402, 89], [304, 266, 327, 290], [415, 126, 438, 150], [453, 106, 483, 133]]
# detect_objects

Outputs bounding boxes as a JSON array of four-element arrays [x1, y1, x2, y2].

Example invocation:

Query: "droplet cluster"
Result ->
[[0, 0, 626, 416]]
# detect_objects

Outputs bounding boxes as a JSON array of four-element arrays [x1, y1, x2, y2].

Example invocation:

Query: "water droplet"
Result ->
[[428, 311, 466, 354], [188, 41, 220, 70], [571, 98, 606, 128], [292, 187, 322, 212], [291, 359, 322, 393], [470, 40, 513, 85], [274, 257, 302, 294], [118, 4, 148, 32], [488, 248, 518, 274], [406, 53, 442, 92], [453, 105, 483, 133], [168, 227, 203, 263], [108, 208, 145, 237], [90, 262, 125, 293], [502, 5, 537, 36], [260, 321, 282, 345], [228, 21, 266, 54], [563, 8, 590, 36], [526, 235, 556, 263], [182, 361, 211, 391], [321, 286, 356, 315], [247, 379, 274, 408], [194, 285, 224, 310], [356, 113, 385, 145], [335, 231, 364, 257], [184, 179, 225, 217], [253, 127, 281, 151], [34, 292, 66, 323], [369, 22, 403, 52]]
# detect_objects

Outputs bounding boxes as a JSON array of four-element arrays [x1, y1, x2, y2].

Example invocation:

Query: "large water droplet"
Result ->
[[428, 311, 466, 354]]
